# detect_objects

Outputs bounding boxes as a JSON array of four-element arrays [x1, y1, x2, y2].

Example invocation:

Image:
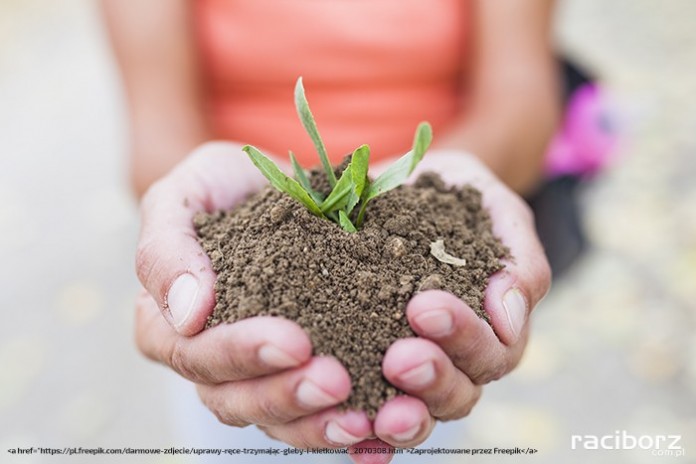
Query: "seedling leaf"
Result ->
[[320, 165, 354, 214], [412, 121, 433, 166], [289, 151, 324, 204], [347, 145, 370, 214], [244, 79, 433, 232], [339, 210, 357, 233], [320, 144, 371, 215], [356, 122, 432, 226], [243, 145, 324, 217], [295, 77, 337, 187], [366, 122, 432, 200], [350, 145, 370, 198]]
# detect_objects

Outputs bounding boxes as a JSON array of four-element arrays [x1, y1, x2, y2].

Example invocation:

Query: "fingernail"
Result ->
[[503, 288, 527, 341], [325, 420, 362, 446], [413, 309, 453, 337], [391, 423, 421, 442], [167, 273, 199, 329], [258, 344, 301, 368], [397, 362, 435, 389], [297, 379, 339, 408]]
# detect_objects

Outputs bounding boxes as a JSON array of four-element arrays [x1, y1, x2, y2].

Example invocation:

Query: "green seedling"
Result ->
[[242, 77, 433, 232]]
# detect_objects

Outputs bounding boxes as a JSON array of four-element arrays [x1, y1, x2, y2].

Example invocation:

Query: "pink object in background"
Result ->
[[545, 84, 621, 178]]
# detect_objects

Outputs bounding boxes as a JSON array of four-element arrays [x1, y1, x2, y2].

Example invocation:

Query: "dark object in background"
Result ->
[[527, 175, 586, 278], [527, 59, 594, 278], [560, 59, 593, 102]]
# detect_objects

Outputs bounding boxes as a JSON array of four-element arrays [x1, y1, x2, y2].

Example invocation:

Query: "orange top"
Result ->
[[194, 0, 470, 166]]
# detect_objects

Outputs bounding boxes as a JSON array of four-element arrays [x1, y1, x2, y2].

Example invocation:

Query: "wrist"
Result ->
[[431, 146, 544, 196]]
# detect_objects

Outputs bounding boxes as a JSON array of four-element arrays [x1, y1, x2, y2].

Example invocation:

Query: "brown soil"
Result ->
[[194, 169, 507, 417]]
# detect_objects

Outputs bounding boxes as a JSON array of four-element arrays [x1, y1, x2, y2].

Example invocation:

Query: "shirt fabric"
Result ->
[[194, 0, 471, 166]]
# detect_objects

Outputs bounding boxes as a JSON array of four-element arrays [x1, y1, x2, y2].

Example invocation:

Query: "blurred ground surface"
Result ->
[[0, 1, 694, 463]]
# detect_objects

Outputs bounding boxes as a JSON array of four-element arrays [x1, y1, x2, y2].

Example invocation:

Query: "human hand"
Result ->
[[365, 150, 552, 451], [134, 142, 375, 453]]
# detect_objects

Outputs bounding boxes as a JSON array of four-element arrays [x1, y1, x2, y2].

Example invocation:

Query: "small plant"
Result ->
[[242, 77, 433, 232]]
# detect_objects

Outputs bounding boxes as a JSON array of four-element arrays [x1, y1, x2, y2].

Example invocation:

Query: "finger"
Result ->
[[260, 409, 373, 449], [407, 151, 551, 345], [135, 290, 312, 383], [407, 290, 524, 384], [348, 439, 395, 464], [480, 179, 552, 345], [136, 142, 267, 335], [197, 356, 351, 427], [373, 396, 435, 448], [382, 338, 482, 420]]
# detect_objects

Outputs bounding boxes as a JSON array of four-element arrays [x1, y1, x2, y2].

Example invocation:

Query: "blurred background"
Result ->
[[0, 0, 694, 463]]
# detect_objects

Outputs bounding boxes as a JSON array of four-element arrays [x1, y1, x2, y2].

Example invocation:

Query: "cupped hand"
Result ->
[[134, 142, 374, 451], [366, 150, 552, 451]]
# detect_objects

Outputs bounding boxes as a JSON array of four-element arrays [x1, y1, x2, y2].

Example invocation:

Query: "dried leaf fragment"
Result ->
[[429, 239, 466, 267]]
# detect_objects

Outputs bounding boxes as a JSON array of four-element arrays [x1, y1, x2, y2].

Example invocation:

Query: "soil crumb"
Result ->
[[194, 169, 507, 417]]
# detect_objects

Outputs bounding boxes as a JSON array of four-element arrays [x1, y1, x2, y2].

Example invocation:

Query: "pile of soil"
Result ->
[[194, 168, 507, 417]]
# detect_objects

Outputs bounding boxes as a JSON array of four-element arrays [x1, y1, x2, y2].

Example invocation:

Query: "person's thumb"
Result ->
[[135, 180, 217, 335], [135, 142, 266, 335]]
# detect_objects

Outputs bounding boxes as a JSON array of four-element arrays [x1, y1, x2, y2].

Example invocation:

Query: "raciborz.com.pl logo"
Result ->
[[571, 430, 685, 457]]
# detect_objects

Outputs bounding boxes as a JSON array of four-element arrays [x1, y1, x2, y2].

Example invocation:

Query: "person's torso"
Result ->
[[195, 0, 470, 165]]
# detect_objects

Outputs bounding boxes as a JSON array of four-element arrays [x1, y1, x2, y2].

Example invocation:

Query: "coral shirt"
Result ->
[[194, 0, 470, 166]]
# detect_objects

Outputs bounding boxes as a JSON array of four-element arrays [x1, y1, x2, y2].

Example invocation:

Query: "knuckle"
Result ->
[[133, 295, 162, 361], [216, 409, 249, 428], [168, 339, 203, 383], [256, 392, 295, 426], [198, 387, 250, 428], [257, 425, 281, 442], [212, 407, 250, 428], [217, 343, 247, 382], [133, 322, 153, 361], [133, 298, 149, 355], [257, 424, 315, 449], [470, 360, 510, 385], [438, 385, 482, 421], [523, 256, 552, 307], [285, 430, 315, 450], [133, 327, 154, 361], [134, 239, 159, 290], [456, 386, 482, 418]]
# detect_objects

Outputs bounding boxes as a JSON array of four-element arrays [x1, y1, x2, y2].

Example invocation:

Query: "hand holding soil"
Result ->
[[134, 137, 551, 459]]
